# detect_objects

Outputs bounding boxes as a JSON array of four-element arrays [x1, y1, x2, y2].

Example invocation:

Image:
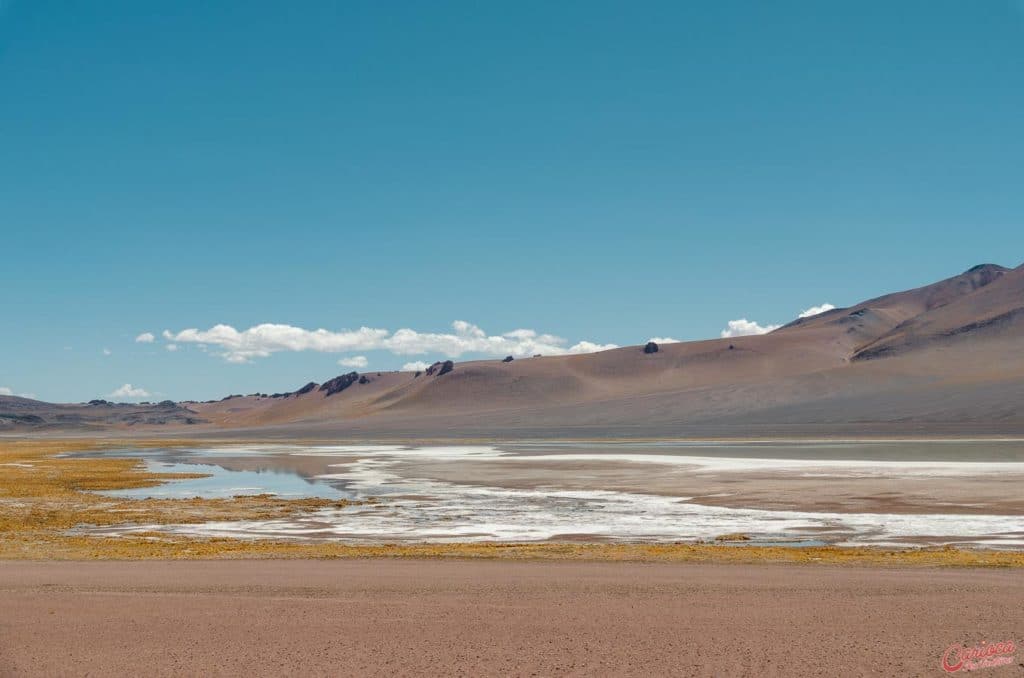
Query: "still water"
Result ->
[[70, 441, 1024, 548]]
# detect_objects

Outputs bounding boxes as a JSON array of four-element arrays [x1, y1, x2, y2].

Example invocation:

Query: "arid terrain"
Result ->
[[2, 559, 1022, 677], [5, 1, 1024, 673], [4, 263, 1023, 438], [3, 264, 1024, 677]]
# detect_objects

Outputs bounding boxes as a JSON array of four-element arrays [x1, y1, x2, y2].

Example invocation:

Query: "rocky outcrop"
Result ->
[[0, 413, 44, 425], [426, 360, 455, 376], [964, 263, 1008, 289], [643, 342, 659, 354], [358, 375, 371, 384], [0, 400, 205, 430], [319, 372, 360, 397], [294, 382, 318, 396], [502, 356, 514, 363]]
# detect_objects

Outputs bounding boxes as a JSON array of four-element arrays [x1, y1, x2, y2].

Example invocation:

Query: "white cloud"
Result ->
[[135, 332, 155, 343], [647, 337, 681, 344], [720, 302, 836, 338], [0, 386, 34, 398], [109, 383, 151, 399], [162, 324, 389, 363], [402, 361, 432, 372], [166, 344, 179, 352], [162, 320, 617, 363], [102, 348, 112, 356], [566, 341, 618, 354], [798, 303, 836, 318], [338, 355, 368, 368], [720, 319, 781, 338]]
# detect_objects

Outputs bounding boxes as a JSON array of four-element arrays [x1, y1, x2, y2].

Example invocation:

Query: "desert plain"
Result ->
[[1, 436, 1023, 676], [4, 265, 1024, 676]]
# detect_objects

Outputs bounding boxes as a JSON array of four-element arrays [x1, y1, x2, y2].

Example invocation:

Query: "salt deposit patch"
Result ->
[[77, 444, 1024, 548]]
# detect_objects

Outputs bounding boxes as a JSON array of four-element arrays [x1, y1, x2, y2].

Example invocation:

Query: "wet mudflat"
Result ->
[[71, 440, 1024, 547]]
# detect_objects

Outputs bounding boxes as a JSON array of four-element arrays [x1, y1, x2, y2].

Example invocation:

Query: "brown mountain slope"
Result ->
[[777, 263, 1010, 352], [851, 263, 1024, 360], [190, 325, 854, 429], [6, 263, 1023, 437], [0, 397, 202, 432], [183, 263, 1024, 437]]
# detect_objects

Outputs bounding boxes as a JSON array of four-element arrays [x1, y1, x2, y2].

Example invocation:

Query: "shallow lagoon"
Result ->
[[71, 441, 1024, 548]]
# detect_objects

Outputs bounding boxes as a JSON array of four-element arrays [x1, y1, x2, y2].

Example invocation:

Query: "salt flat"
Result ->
[[73, 440, 1024, 548]]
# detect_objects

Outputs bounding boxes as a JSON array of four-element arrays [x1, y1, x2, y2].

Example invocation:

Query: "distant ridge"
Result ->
[[4, 262, 1024, 437]]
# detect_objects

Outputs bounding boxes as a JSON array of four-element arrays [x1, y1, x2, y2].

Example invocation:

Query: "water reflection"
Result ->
[[69, 442, 1024, 548], [99, 460, 348, 500]]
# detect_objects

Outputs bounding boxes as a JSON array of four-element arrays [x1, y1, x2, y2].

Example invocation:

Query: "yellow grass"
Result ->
[[1, 438, 1023, 566], [715, 532, 752, 542]]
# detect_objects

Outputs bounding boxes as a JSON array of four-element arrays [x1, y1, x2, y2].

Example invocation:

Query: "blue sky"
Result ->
[[2, 0, 1023, 402]]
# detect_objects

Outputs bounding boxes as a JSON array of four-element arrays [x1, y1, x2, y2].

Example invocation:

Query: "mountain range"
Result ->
[[4, 263, 1023, 438]]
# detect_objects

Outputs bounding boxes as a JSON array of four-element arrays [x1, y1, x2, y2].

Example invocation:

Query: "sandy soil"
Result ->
[[1, 560, 1022, 677]]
